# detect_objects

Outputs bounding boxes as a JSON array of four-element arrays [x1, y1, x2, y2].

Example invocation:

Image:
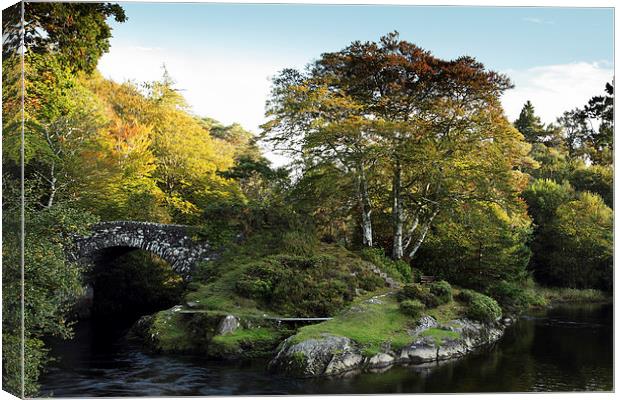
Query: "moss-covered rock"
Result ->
[[130, 306, 289, 359], [269, 292, 505, 377], [209, 327, 287, 359]]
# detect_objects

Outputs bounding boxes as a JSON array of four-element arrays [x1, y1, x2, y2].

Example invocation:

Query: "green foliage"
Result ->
[[188, 222, 385, 319], [235, 251, 382, 317], [414, 202, 531, 290], [524, 178, 613, 291], [360, 247, 412, 283], [526, 143, 572, 182], [399, 299, 425, 319], [523, 179, 574, 225], [429, 280, 453, 304], [569, 165, 613, 208], [2, 206, 97, 396], [548, 192, 613, 290], [514, 101, 563, 147], [281, 230, 320, 257], [264, 33, 530, 257], [558, 82, 613, 166], [3, 2, 127, 73], [459, 290, 502, 322], [488, 281, 530, 315], [397, 284, 441, 308]]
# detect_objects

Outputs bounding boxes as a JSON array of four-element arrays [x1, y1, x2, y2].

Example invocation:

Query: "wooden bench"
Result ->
[[420, 275, 437, 284]]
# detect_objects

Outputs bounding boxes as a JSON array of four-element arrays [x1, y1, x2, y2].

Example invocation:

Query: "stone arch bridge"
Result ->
[[71, 221, 213, 279]]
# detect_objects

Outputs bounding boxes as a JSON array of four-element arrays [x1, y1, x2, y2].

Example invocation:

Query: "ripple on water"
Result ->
[[39, 303, 613, 396]]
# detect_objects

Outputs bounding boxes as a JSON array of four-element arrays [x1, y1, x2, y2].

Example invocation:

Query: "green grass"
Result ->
[[211, 327, 280, 348], [290, 289, 470, 356], [209, 327, 287, 358], [148, 309, 196, 352], [149, 231, 398, 356], [292, 294, 416, 356], [425, 291, 466, 323], [419, 328, 461, 346]]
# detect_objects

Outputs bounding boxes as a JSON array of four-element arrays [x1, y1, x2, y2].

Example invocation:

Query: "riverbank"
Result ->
[[122, 231, 612, 380], [268, 292, 506, 377], [526, 286, 612, 309], [129, 279, 509, 379]]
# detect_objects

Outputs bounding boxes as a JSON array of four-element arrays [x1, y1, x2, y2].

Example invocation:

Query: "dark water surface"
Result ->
[[39, 303, 613, 396]]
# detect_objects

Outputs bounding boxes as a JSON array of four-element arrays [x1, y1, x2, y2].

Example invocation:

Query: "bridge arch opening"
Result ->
[[83, 246, 186, 323]]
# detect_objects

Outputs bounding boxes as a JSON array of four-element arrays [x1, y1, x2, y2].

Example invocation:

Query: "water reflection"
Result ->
[[40, 303, 613, 396]]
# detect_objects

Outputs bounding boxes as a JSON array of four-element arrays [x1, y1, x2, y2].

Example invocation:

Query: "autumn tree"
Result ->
[[263, 32, 533, 259], [140, 72, 239, 223], [263, 68, 380, 247], [2, 4, 125, 395]]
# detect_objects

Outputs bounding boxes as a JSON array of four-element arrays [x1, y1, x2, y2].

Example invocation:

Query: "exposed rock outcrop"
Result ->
[[217, 315, 240, 335], [269, 316, 504, 377]]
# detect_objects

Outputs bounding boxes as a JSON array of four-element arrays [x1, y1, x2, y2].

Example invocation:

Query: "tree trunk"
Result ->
[[407, 209, 439, 259], [357, 165, 373, 248], [46, 162, 57, 209], [403, 214, 419, 250], [391, 162, 404, 259]]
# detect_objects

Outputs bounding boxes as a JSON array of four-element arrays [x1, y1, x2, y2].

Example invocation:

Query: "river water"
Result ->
[[39, 303, 613, 396]]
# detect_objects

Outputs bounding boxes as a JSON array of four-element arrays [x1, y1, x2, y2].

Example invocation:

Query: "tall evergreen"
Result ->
[[514, 101, 563, 147]]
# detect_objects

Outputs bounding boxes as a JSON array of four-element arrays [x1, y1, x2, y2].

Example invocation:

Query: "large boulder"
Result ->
[[269, 334, 362, 376], [217, 315, 240, 335]]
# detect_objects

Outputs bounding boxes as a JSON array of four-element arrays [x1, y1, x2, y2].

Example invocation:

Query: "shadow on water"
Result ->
[[40, 302, 613, 396]]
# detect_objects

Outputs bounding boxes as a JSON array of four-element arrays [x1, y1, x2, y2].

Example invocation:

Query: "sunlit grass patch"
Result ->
[[292, 295, 415, 356], [419, 328, 461, 346]]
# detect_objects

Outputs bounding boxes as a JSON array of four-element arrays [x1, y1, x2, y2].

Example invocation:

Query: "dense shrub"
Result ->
[[361, 248, 413, 283], [525, 184, 613, 291], [394, 259, 414, 283], [459, 289, 502, 323], [399, 299, 426, 319], [429, 280, 452, 304], [413, 202, 531, 290], [397, 283, 441, 308], [569, 165, 613, 208], [235, 260, 284, 301], [488, 281, 529, 315], [235, 249, 384, 317], [355, 268, 388, 291], [281, 229, 320, 257]]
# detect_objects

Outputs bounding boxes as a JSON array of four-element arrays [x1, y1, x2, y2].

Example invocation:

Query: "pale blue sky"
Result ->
[[108, 4, 613, 71], [98, 4, 614, 164]]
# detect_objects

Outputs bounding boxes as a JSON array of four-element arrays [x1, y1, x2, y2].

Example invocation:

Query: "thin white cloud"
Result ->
[[523, 17, 555, 25], [501, 62, 613, 124]]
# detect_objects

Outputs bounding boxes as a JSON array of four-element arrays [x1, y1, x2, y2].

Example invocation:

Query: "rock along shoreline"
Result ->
[[268, 315, 507, 377]]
